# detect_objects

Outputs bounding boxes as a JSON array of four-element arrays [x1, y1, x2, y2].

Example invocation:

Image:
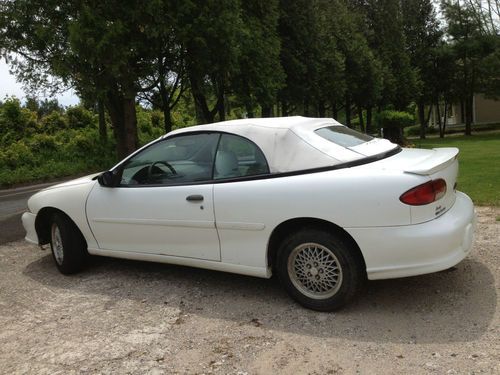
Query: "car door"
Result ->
[[86, 132, 221, 261], [212, 134, 271, 267]]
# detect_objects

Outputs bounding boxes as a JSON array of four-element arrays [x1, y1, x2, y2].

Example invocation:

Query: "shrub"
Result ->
[[66, 106, 96, 129], [41, 111, 68, 133], [0, 140, 35, 169], [0, 97, 38, 139], [151, 110, 164, 129], [28, 133, 60, 152], [136, 106, 154, 135], [64, 130, 99, 158], [375, 110, 415, 145], [376, 110, 415, 129]]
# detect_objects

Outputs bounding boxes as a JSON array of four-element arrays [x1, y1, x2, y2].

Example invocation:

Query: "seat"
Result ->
[[214, 150, 240, 179]]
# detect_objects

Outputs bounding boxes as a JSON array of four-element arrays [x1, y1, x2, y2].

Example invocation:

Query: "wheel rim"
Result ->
[[287, 242, 343, 300], [51, 223, 64, 265]]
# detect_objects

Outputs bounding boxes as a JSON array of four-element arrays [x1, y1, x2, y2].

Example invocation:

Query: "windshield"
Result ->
[[315, 126, 373, 148]]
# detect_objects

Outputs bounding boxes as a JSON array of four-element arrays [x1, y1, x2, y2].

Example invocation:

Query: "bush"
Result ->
[[151, 110, 164, 129], [66, 132, 96, 156], [0, 140, 35, 169], [0, 97, 38, 140], [376, 110, 415, 129], [66, 106, 96, 129], [41, 111, 68, 133], [28, 133, 60, 152]]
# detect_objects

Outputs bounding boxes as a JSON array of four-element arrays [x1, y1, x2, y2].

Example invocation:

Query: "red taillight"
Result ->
[[400, 179, 447, 206]]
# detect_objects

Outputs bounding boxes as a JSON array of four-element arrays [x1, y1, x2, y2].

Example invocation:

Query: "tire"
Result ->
[[276, 228, 365, 311], [49, 213, 88, 274]]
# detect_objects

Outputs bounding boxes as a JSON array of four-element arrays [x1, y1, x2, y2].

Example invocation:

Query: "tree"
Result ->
[[363, 0, 417, 111], [232, 0, 284, 118], [0, 0, 176, 158], [442, 0, 500, 135], [175, 0, 242, 123], [336, 2, 382, 130], [402, 0, 442, 139], [313, 0, 346, 119], [278, 0, 321, 116]]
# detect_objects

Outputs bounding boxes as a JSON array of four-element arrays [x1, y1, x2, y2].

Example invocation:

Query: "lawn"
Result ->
[[413, 133, 500, 206]]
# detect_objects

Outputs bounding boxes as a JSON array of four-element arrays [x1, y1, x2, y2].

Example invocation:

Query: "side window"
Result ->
[[120, 133, 219, 186], [214, 134, 269, 179]]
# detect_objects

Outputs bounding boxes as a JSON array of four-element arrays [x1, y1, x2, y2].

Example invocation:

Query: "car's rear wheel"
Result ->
[[49, 213, 88, 274], [276, 228, 364, 311]]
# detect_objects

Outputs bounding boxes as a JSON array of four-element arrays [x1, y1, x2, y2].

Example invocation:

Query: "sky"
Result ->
[[0, 59, 79, 106]]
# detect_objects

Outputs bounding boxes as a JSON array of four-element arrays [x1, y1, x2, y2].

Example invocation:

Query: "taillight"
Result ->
[[400, 179, 447, 206]]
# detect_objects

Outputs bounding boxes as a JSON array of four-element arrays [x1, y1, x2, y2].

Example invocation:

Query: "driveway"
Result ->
[[0, 207, 498, 374], [0, 181, 64, 245]]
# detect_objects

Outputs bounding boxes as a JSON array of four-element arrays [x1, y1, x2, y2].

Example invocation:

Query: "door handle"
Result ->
[[186, 194, 204, 202]]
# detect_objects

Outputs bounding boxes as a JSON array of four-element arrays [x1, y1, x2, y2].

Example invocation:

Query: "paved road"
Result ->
[[0, 181, 62, 245]]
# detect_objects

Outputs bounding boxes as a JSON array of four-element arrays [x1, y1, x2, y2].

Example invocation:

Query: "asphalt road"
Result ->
[[0, 181, 62, 245]]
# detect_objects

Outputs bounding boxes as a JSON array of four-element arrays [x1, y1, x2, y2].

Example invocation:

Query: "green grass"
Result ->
[[413, 133, 500, 206]]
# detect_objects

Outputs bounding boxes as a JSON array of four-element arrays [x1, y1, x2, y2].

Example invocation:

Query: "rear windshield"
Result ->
[[315, 126, 373, 147]]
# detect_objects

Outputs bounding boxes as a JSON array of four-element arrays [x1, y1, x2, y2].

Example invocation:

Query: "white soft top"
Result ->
[[167, 116, 396, 173]]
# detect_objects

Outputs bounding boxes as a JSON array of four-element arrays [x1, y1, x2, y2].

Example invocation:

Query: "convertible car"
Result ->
[[22, 116, 476, 310]]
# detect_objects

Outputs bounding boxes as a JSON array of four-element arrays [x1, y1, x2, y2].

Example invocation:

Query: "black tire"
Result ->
[[276, 228, 365, 311], [49, 213, 89, 274]]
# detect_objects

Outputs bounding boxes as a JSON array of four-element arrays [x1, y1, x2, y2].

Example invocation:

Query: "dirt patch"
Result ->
[[0, 207, 498, 374]]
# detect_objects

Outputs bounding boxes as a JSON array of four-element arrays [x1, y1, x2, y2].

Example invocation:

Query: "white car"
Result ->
[[22, 116, 476, 310]]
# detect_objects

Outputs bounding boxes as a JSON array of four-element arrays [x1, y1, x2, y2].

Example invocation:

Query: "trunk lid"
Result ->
[[402, 147, 459, 175], [368, 147, 460, 224]]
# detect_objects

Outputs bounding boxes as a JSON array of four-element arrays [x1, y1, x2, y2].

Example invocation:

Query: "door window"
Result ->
[[120, 133, 219, 186], [214, 134, 269, 179]]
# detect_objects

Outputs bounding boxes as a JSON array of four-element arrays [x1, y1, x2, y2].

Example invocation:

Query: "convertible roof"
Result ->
[[167, 116, 394, 173]]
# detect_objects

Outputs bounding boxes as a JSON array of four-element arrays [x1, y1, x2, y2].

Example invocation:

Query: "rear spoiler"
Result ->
[[404, 147, 459, 175]]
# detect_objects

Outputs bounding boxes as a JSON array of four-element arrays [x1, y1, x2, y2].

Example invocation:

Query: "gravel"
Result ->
[[0, 206, 498, 374]]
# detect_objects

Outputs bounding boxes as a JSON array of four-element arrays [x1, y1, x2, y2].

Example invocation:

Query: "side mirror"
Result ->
[[97, 171, 116, 187]]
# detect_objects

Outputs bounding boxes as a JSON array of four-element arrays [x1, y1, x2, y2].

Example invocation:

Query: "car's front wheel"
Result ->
[[277, 228, 364, 311], [49, 213, 88, 274]]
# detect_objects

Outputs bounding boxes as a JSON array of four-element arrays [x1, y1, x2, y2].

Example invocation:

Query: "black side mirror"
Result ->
[[97, 171, 116, 187]]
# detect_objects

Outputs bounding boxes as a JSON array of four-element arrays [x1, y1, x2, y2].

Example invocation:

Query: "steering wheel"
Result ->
[[147, 161, 177, 182]]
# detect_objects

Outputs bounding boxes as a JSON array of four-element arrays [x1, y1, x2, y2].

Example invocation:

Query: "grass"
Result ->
[[413, 133, 500, 206]]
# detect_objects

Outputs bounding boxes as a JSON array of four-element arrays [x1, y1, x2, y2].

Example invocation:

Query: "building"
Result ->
[[430, 93, 500, 127]]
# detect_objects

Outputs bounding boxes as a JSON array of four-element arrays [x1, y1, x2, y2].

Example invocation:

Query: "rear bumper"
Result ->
[[21, 211, 39, 245], [347, 192, 476, 280]]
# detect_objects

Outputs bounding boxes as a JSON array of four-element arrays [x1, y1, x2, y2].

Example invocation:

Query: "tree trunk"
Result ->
[[163, 106, 173, 134], [436, 100, 442, 130], [460, 100, 465, 124], [441, 101, 448, 138], [318, 101, 326, 117], [303, 99, 309, 116], [217, 89, 225, 122], [418, 101, 426, 140], [246, 103, 255, 118], [465, 94, 473, 136], [331, 101, 338, 119], [106, 93, 139, 160], [366, 107, 373, 134], [358, 106, 365, 133], [189, 75, 213, 123], [345, 94, 351, 128], [281, 101, 288, 117], [261, 105, 272, 117], [159, 79, 173, 133], [98, 98, 107, 142]]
